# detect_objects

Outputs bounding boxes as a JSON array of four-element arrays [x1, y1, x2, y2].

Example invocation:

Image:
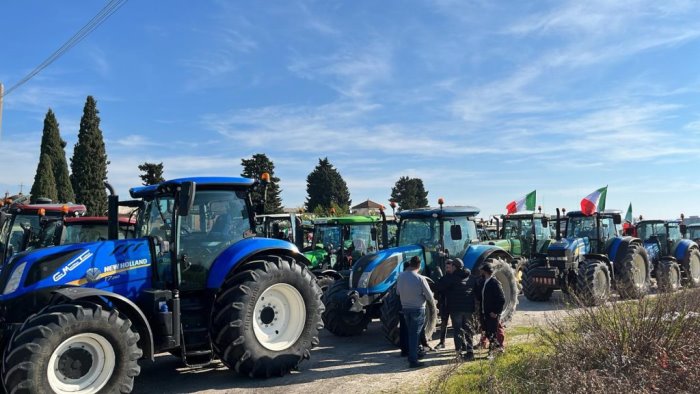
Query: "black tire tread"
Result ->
[[321, 280, 371, 336], [576, 260, 611, 306], [615, 243, 650, 299], [681, 248, 700, 288], [657, 259, 681, 293], [521, 259, 554, 302]]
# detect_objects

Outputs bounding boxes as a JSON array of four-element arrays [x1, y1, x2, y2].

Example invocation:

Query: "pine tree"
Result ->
[[138, 162, 165, 185], [30, 153, 57, 203], [70, 96, 109, 215], [390, 176, 429, 210], [305, 157, 351, 213], [241, 153, 283, 213]]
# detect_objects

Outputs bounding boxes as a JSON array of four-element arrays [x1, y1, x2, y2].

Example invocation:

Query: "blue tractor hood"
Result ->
[[548, 237, 589, 255], [0, 238, 153, 302], [350, 244, 424, 296]]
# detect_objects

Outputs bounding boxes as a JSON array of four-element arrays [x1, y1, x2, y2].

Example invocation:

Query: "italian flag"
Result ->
[[581, 186, 607, 216], [624, 202, 633, 223], [506, 190, 536, 214]]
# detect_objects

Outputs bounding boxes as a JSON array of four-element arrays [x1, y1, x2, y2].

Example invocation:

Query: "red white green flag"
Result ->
[[581, 186, 607, 216], [506, 190, 536, 214]]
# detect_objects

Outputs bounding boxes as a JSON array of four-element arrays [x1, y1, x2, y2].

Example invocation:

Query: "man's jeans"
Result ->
[[403, 308, 426, 363], [450, 312, 474, 353]]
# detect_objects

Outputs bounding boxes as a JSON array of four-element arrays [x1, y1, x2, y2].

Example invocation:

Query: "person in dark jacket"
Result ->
[[476, 262, 506, 357], [436, 258, 477, 360]]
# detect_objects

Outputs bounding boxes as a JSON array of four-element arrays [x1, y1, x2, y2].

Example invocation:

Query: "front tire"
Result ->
[[321, 280, 371, 336], [211, 255, 324, 378], [656, 259, 682, 293], [681, 248, 700, 288], [485, 257, 519, 323], [576, 260, 611, 306], [616, 244, 650, 299], [379, 285, 438, 346], [3, 303, 141, 394]]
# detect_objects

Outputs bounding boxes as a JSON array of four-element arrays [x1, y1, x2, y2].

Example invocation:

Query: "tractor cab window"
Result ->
[[667, 223, 682, 243], [314, 225, 341, 250], [567, 216, 597, 239], [534, 219, 549, 240], [6, 214, 41, 259], [688, 226, 700, 240], [399, 219, 436, 248], [443, 217, 476, 257], [638, 223, 665, 242]]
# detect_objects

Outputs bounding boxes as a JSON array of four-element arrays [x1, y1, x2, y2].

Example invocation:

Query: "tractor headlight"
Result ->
[[4, 262, 27, 295], [358, 271, 372, 289]]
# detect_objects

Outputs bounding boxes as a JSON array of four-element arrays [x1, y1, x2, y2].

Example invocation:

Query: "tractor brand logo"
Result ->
[[85, 267, 102, 283], [103, 259, 149, 274], [53, 250, 94, 282]]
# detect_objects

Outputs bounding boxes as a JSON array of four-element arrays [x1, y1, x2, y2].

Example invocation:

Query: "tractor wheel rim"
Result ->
[[47, 333, 115, 394], [632, 254, 646, 286], [671, 266, 680, 289], [595, 270, 608, 295], [690, 255, 700, 281], [253, 283, 306, 351]]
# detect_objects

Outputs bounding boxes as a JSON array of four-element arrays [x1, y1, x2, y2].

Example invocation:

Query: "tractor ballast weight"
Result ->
[[522, 210, 651, 305], [0, 176, 324, 393], [321, 204, 519, 345]]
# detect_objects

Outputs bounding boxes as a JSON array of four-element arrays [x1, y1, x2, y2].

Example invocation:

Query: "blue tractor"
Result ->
[[636, 220, 700, 291], [522, 209, 651, 305], [0, 177, 324, 393], [321, 203, 519, 345]]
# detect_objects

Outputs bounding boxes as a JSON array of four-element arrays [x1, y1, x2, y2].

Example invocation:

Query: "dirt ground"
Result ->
[[133, 292, 572, 393]]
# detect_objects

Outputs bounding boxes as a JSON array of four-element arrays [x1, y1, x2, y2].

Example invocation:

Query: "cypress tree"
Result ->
[[70, 96, 109, 215], [38, 109, 75, 202], [30, 153, 57, 203], [305, 157, 351, 213], [241, 153, 283, 213]]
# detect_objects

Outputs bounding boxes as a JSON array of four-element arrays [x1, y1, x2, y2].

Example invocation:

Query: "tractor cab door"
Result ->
[[176, 189, 252, 291]]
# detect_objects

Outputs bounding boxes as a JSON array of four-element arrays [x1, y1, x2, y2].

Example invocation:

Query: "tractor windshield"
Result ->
[[313, 224, 376, 254], [689, 226, 700, 240], [313, 225, 341, 249], [667, 223, 682, 242], [637, 222, 665, 242], [567, 216, 596, 239], [503, 219, 532, 240], [399, 217, 476, 256]]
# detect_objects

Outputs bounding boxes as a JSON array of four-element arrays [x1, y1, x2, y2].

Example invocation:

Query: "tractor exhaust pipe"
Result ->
[[379, 206, 389, 248], [555, 208, 561, 241], [105, 181, 119, 240]]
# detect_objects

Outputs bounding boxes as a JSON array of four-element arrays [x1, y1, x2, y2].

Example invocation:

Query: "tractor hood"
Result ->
[[0, 238, 153, 302], [350, 244, 424, 296], [547, 237, 588, 260]]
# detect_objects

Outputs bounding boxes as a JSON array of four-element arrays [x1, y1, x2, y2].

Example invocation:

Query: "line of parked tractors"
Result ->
[[0, 175, 697, 393]]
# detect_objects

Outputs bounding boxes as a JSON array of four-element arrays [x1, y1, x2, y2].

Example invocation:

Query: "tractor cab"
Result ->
[[255, 213, 304, 249], [563, 210, 620, 255], [486, 212, 551, 262], [0, 202, 87, 263], [685, 223, 700, 243], [636, 220, 683, 260]]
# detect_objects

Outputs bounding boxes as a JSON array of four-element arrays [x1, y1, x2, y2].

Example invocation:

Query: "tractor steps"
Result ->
[[180, 293, 215, 367]]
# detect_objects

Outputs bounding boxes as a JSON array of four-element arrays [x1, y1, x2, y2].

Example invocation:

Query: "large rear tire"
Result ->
[[321, 280, 371, 336], [681, 248, 700, 288], [521, 259, 554, 302], [656, 259, 682, 293], [379, 285, 438, 346], [484, 257, 519, 323], [2, 303, 141, 394], [315, 275, 336, 293], [211, 255, 324, 378], [576, 260, 611, 306], [616, 244, 650, 299]]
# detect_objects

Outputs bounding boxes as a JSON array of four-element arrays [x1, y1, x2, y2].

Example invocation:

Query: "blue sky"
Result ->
[[1, 0, 700, 219]]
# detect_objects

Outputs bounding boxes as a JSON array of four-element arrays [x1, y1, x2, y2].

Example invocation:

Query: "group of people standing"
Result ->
[[396, 255, 506, 368]]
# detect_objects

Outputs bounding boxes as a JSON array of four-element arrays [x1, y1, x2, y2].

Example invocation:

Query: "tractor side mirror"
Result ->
[[613, 214, 622, 225], [178, 181, 196, 217], [450, 224, 462, 240], [541, 217, 549, 227], [370, 227, 377, 241]]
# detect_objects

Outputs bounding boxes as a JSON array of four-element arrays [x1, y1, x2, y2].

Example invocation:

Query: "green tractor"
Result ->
[[303, 214, 394, 290], [254, 213, 305, 248], [485, 212, 552, 278]]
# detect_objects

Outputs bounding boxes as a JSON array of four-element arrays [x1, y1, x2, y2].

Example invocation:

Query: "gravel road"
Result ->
[[134, 293, 571, 394]]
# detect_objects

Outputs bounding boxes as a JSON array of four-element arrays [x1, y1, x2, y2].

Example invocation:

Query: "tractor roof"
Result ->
[[566, 210, 620, 218], [64, 216, 136, 225], [687, 223, 700, 228], [313, 216, 380, 225], [130, 177, 255, 198], [10, 203, 87, 216], [502, 212, 547, 220], [398, 206, 480, 219]]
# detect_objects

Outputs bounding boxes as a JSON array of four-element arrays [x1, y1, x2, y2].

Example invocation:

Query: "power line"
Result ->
[[1, 0, 128, 98]]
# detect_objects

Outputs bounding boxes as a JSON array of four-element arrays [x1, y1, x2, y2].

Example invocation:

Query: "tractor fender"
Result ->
[[207, 237, 307, 289], [607, 236, 642, 266], [50, 287, 154, 360], [674, 239, 697, 262], [313, 269, 343, 281], [461, 244, 513, 272], [583, 253, 614, 281]]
